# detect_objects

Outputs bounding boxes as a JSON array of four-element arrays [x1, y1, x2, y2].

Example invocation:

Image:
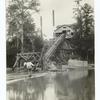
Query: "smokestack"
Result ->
[[52, 10, 55, 26], [40, 16, 43, 39]]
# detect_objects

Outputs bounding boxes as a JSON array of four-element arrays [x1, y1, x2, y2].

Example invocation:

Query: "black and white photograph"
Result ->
[[6, 0, 95, 100]]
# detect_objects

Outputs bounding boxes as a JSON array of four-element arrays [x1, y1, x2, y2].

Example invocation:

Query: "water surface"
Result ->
[[7, 70, 95, 100]]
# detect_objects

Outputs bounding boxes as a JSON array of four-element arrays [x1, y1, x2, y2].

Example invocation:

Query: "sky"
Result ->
[[33, 0, 94, 40], [6, 0, 94, 40]]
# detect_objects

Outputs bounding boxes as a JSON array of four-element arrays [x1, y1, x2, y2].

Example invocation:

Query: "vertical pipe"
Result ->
[[52, 10, 55, 37], [21, 0, 24, 53], [40, 16, 43, 39], [52, 10, 55, 26]]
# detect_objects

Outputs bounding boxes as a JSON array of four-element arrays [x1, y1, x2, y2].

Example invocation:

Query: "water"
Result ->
[[7, 70, 95, 100]]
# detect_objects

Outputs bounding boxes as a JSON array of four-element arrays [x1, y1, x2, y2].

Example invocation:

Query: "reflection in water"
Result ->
[[7, 76, 48, 100], [54, 71, 95, 100], [7, 70, 95, 100]]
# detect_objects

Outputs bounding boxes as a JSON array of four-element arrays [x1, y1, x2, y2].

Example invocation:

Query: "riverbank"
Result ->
[[7, 71, 48, 84]]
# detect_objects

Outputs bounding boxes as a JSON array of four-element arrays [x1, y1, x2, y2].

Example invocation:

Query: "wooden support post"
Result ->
[[12, 55, 20, 71]]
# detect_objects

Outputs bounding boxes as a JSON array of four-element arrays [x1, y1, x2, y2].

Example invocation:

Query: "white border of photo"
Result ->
[[95, 0, 100, 100], [0, 0, 99, 100], [0, 0, 6, 100]]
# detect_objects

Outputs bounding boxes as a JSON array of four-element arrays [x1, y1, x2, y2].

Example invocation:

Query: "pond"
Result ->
[[7, 70, 95, 100]]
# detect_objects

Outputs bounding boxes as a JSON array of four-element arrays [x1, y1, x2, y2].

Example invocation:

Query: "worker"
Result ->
[[24, 61, 35, 77]]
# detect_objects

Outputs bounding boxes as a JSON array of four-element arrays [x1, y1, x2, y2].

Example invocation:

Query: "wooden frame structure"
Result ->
[[12, 52, 41, 70]]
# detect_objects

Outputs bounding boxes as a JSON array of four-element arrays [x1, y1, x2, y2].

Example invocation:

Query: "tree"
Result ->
[[73, 1, 94, 37], [6, 0, 44, 67], [33, 36, 44, 52], [6, 35, 22, 67], [6, 0, 40, 52], [72, 1, 94, 62], [81, 3, 94, 36]]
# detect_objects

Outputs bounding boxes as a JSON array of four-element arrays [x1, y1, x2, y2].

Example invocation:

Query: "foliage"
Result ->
[[72, 2, 94, 62], [6, 0, 40, 52], [7, 0, 38, 34], [6, 0, 44, 67], [33, 36, 44, 52], [6, 36, 21, 67]]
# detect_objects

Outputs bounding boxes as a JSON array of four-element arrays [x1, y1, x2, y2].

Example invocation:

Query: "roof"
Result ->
[[54, 25, 74, 39], [54, 25, 72, 33]]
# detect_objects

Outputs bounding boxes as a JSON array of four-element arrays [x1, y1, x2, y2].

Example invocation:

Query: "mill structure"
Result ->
[[43, 25, 74, 69]]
